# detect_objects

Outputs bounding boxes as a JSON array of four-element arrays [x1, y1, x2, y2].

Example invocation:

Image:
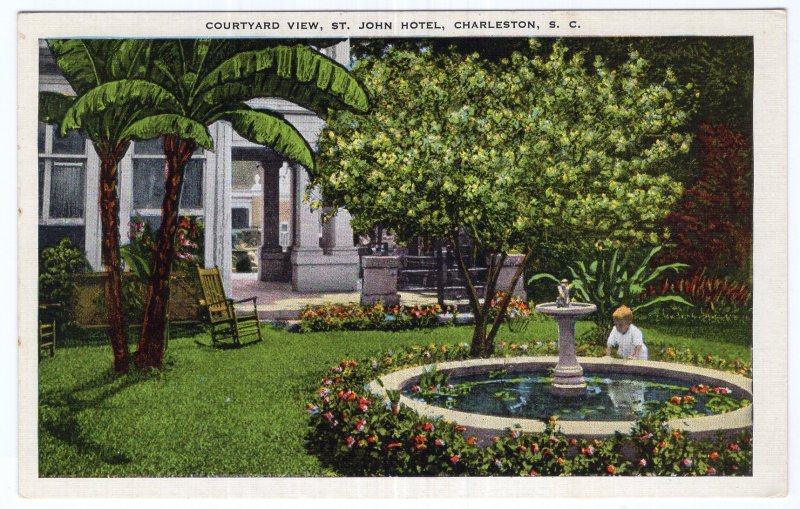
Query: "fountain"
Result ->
[[369, 279, 752, 438], [534, 279, 596, 396]]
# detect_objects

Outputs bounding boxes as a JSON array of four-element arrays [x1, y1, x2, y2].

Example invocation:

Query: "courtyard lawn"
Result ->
[[38, 320, 751, 477]]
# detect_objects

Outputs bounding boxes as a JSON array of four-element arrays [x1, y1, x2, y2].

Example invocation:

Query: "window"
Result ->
[[38, 122, 87, 225], [231, 207, 250, 229], [279, 222, 290, 248], [131, 137, 205, 221]]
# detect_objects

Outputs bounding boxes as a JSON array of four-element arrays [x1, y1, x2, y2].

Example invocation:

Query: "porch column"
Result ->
[[83, 145, 102, 270], [290, 164, 324, 291], [260, 161, 291, 281], [203, 121, 233, 295]]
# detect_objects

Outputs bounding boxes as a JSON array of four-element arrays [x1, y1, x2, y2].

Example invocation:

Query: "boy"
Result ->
[[605, 305, 648, 360]]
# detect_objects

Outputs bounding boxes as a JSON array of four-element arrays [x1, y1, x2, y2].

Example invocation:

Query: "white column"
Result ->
[[204, 121, 233, 295], [292, 164, 323, 252], [330, 208, 357, 252], [117, 147, 133, 246], [83, 144, 102, 270], [291, 164, 359, 292]]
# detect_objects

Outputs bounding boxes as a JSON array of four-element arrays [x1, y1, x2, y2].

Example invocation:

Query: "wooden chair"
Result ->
[[196, 266, 262, 347], [38, 304, 57, 357]]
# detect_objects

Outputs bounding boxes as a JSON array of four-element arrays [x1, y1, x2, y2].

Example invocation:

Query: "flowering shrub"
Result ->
[[298, 302, 453, 332], [656, 123, 752, 279], [306, 343, 752, 476]]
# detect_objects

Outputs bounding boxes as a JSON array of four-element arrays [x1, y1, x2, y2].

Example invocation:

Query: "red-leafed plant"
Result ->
[[647, 269, 751, 315], [658, 123, 752, 278]]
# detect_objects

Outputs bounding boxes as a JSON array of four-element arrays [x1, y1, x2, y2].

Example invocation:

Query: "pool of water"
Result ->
[[405, 371, 736, 421]]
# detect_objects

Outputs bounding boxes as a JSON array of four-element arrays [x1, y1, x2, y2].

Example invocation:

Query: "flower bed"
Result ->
[[306, 342, 752, 476], [298, 302, 452, 332]]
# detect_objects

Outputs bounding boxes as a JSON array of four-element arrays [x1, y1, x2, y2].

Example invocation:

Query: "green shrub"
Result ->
[[39, 238, 89, 329], [234, 251, 253, 273]]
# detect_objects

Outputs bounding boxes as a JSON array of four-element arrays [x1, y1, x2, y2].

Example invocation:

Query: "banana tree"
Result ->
[[40, 40, 210, 374], [134, 41, 369, 368], [530, 246, 693, 342]]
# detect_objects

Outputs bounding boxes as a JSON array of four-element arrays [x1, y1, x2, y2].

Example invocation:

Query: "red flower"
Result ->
[[709, 452, 720, 461], [386, 442, 402, 449], [707, 467, 717, 475], [422, 422, 434, 432], [450, 454, 460, 464], [434, 439, 445, 447], [638, 458, 647, 467], [728, 443, 741, 452], [345, 436, 355, 448], [455, 426, 467, 432], [607, 465, 616, 474], [569, 438, 577, 446], [466, 437, 478, 446], [529, 469, 539, 476], [367, 435, 377, 444]]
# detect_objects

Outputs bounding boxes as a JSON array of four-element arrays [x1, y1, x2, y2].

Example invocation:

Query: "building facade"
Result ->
[[38, 40, 360, 294]]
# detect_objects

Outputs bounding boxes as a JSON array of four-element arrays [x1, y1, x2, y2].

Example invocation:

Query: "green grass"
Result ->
[[38, 319, 751, 477]]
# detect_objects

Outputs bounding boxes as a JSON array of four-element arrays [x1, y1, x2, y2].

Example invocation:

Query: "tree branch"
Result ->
[[486, 250, 532, 346]]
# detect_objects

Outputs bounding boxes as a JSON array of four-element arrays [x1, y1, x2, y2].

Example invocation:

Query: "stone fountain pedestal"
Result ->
[[535, 302, 597, 396]]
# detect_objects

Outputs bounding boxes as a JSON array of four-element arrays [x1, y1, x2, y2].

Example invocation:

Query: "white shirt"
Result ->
[[607, 324, 648, 360]]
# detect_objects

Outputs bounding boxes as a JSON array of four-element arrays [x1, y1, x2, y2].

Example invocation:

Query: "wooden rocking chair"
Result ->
[[38, 304, 57, 357], [196, 266, 262, 347]]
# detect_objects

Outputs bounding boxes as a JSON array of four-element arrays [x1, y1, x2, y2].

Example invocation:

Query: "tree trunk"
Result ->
[[470, 313, 493, 358], [99, 152, 130, 374], [135, 136, 196, 369]]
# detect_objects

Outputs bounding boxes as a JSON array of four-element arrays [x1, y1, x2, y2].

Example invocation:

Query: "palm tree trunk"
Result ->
[[135, 135, 195, 369], [99, 155, 129, 374]]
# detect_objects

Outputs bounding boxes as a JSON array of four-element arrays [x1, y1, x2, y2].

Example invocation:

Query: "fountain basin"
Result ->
[[368, 356, 752, 439], [534, 302, 598, 317]]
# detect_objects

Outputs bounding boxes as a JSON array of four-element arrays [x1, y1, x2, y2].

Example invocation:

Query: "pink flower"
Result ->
[[345, 436, 356, 448], [638, 458, 647, 467], [682, 458, 693, 467], [707, 467, 717, 475], [434, 439, 445, 447], [410, 385, 421, 394], [450, 454, 460, 464], [355, 419, 366, 432]]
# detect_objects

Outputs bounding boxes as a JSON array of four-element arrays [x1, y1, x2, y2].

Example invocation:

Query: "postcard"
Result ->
[[17, 9, 787, 499]]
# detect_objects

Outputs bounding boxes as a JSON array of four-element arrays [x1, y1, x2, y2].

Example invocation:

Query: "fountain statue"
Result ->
[[535, 279, 597, 396]]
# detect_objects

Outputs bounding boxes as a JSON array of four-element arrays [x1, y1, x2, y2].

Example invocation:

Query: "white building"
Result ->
[[38, 40, 360, 294]]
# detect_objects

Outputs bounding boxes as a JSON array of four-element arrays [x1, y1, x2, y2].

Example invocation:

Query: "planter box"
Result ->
[[71, 271, 202, 326]]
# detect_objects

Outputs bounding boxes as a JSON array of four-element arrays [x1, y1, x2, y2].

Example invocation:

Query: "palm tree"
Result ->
[[39, 40, 212, 373], [134, 40, 369, 368]]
